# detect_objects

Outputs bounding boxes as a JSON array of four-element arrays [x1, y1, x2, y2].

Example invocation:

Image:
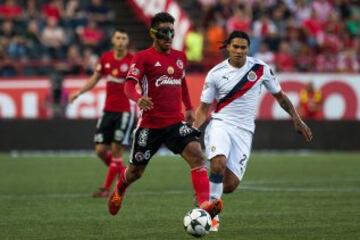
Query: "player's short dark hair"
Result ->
[[151, 12, 175, 28], [112, 28, 128, 36], [220, 31, 251, 49]]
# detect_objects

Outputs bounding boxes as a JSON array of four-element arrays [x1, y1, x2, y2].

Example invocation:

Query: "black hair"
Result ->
[[220, 31, 251, 49], [112, 28, 128, 36], [151, 12, 175, 28]]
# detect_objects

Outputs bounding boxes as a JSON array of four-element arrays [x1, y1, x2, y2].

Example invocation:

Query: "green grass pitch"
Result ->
[[0, 152, 359, 240]]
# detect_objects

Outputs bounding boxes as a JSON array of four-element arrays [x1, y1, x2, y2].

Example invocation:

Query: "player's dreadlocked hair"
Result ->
[[151, 12, 175, 28], [220, 31, 251, 49]]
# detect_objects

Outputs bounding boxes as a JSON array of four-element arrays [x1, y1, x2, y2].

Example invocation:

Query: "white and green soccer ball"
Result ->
[[183, 208, 211, 238]]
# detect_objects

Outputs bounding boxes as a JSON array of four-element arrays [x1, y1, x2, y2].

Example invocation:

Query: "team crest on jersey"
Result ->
[[138, 129, 149, 147], [167, 66, 174, 75], [120, 63, 129, 72], [176, 59, 184, 69], [105, 63, 111, 68], [112, 69, 118, 76], [247, 71, 257, 82], [211, 146, 216, 152]]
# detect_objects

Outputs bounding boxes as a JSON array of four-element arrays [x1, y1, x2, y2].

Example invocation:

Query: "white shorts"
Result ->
[[204, 119, 253, 181]]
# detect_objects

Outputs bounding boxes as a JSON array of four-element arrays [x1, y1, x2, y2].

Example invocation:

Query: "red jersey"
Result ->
[[126, 47, 187, 128], [96, 50, 133, 112]]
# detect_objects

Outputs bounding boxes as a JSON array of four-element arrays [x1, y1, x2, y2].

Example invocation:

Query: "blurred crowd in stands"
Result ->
[[1, 0, 359, 77], [185, 0, 360, 73], [0, 0, 114, 76]]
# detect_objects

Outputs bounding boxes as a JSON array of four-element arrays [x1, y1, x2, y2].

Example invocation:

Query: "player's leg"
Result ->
[[95, 143, 112, 166], [164, 122, 222, 217], [223, 128, 253, 193], [108, 127, 163, 215], [94, 112, 115, 166], [96, 143, 125, 198], [92, 112, 120, 197]]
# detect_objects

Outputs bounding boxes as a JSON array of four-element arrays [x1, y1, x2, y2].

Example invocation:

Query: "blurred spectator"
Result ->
[[346, 11, 360, 37], [205, 20, 225, 56], [82, 48, 98, 75], [77, 20, 104, 51], [86, 0, 112, 24], [63, 44, 83, 75], [45, 72, 68, 118], [275, 41, 295, 72], [0, 20, 16, 40], [64, 0, 86, 29], [0, 38, 17, 76], [315, 47, 338, 72], [7, 35, 26, 60], [302, 9, 324, 47], [298, 82, 323, 120], [41, 17, 66, 59], [41, 0, 63, 22], [291, 0, 311, 23], [296, 43, 315, 72], [312, 0, 333, 23], [185, 25, 204, 62], [0, 0, 22, 20], [226, 5, 251, 34], [337, 47, 360, 73], [24, 19, 43, 59], [23, 0, 38, 19], [254, 42, 275, 70]]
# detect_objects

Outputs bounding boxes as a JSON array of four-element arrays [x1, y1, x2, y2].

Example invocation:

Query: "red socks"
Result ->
[[116, 167, 129, 194], [102, 157, 126, 190], [103, 151, 112, 166], [191, 166, 210, 205]]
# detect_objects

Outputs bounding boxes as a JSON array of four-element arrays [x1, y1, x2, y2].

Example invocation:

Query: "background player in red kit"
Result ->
[[108, 12, 222, 218], [70, 29, 136, 197]]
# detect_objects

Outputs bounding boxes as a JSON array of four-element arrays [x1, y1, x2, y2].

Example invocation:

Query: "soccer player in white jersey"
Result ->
[[193, 31, 313, 231]]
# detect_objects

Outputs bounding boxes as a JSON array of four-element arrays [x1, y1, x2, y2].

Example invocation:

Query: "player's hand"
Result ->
[[69, 92, 80, 103], [293, 118, 313, 142], [137, 96, 154, 111], [184, 110, 195, 125]]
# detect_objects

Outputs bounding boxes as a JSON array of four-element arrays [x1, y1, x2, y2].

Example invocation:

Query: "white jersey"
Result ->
[[200, 56, 281, 133]]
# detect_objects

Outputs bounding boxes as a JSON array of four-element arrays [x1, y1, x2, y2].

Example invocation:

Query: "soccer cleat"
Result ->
[[210, 215, 220, 232], [92, 188, 109, 198], [200, 198, 223, 219], [108, 189, 124, 215]]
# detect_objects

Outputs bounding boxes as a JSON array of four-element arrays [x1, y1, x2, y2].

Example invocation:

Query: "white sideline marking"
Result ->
[[1, 186, 359, 199]]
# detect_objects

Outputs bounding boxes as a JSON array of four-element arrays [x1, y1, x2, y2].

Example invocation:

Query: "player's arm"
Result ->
[[124, 78, 153, 111], [69, 71, 101, 103], [273, 91, 313, 142], [193, 102, 211, 129], [182, 78, 194, 124]]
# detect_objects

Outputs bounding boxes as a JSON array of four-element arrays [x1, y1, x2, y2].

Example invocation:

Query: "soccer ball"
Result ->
[[183, 208, 211, 238]]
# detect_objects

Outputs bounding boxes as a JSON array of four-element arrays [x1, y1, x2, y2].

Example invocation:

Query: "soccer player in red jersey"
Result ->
[[108, 12, 222, 218], [70, 29, 136, 197]]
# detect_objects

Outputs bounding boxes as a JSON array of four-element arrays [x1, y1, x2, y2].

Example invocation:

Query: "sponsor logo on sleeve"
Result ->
[[129, 63, 140, 76]]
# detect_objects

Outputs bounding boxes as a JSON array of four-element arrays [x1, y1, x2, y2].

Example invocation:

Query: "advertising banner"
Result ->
[[0, 74, 359, 120]]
